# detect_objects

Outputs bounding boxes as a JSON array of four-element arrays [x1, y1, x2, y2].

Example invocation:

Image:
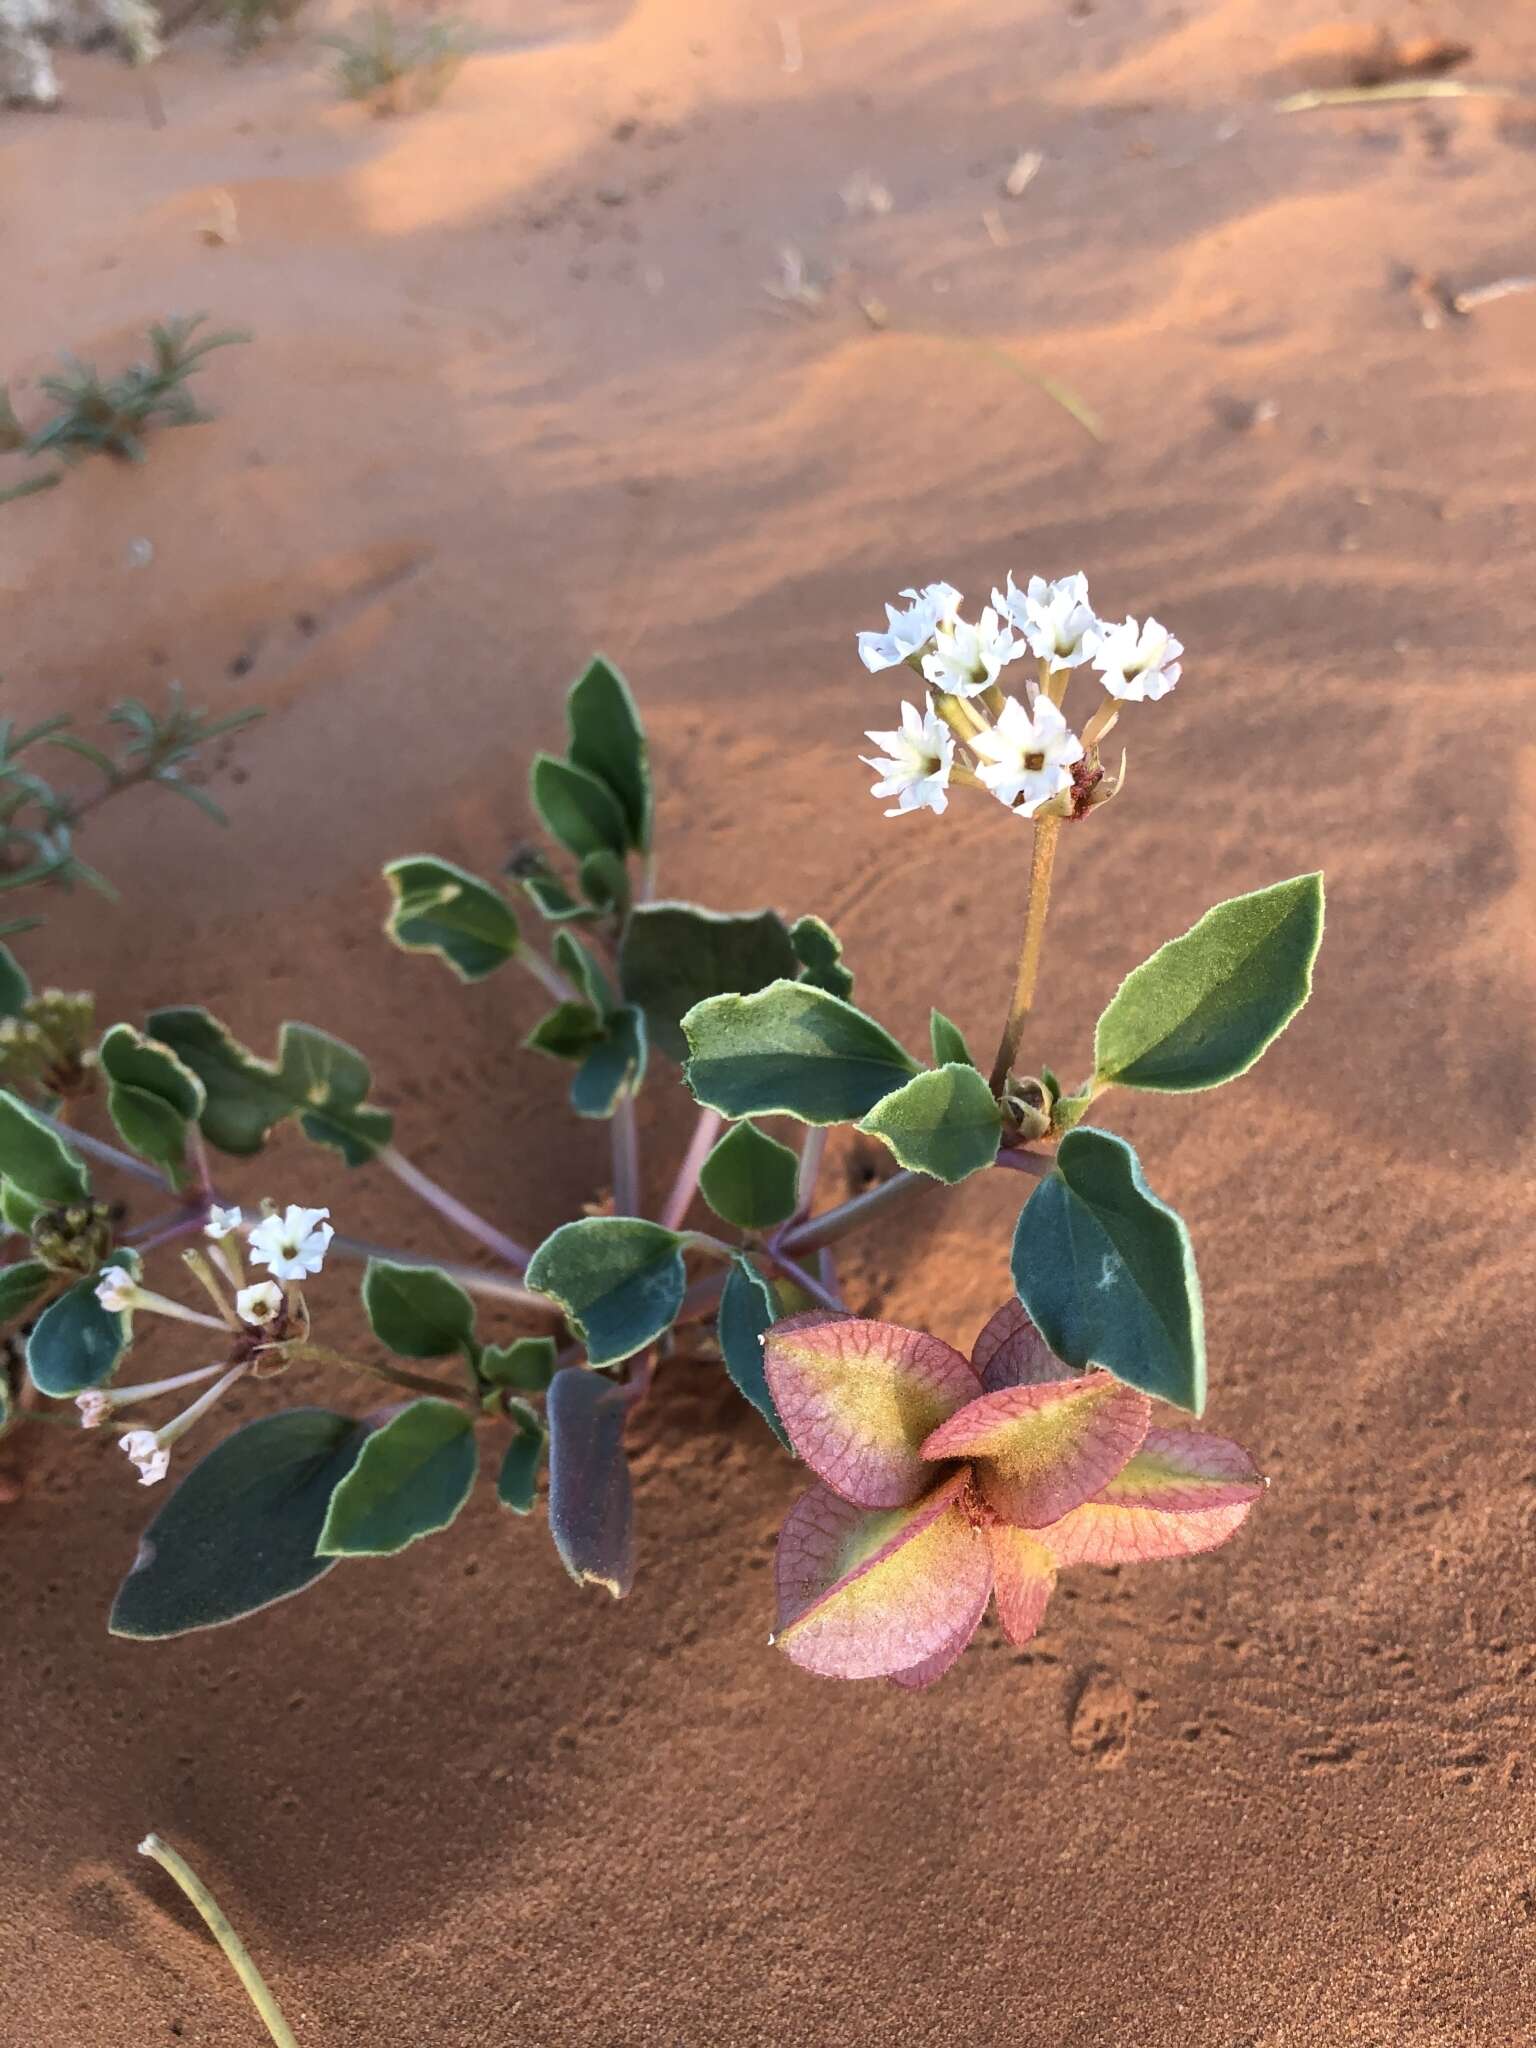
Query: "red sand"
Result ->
[[3, 2, 1535, 2040]]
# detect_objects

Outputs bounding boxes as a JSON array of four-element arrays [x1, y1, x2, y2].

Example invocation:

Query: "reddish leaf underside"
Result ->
[[763, 1315, 981, 1510], [919, 1374, 1150, 1528], [1044, 1427, 1265, 1567], [986, 1523, 1057, 1645], [971, 1298, 1064, 1391], [774, 1469, 993, 1680]]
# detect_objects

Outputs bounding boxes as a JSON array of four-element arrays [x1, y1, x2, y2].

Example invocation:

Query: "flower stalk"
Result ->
[[138, 1834, 300, 2048], [988, 813, 1062, 1095]]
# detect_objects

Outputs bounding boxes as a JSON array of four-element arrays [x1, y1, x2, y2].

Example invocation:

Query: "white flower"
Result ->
[[76, 1390, 112, 1428], [120, 1429, 171, 1487], [1086, 614, 1183, 701], [236, 1280, 284, 1326], [995, 572, 1098, 672], [95, 1265, 138, 1314], [921, 605, 1026, 699], [971, 694, 1085, 816], [857, 582, 962, 672], [861, 698, 955, 818], [206, 1205, 244, 1239], [248, 1205, 333, 1281]]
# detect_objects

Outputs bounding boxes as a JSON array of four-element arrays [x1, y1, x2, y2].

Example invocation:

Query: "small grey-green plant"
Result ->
[[220, 0, 306, 55], [0, 315, 249, 503], [0, 685, 262, 928], [323, 6, 470, 112]]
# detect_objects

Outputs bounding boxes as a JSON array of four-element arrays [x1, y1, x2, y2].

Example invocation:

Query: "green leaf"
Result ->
[[1011, 1127, 1205, 1413], [565, 654, 652, 854], [579, 848, 631, 916], [553, 930, 615, 1015], [545, 1365, 634, 1595], [145, 1006, 293, 1156], [698, 1120, 799, 1231], [481, 1335, 557, 1392], [620, 905, 802, 1064], [382, 855, 521, 981], [277, 1022, 393, 1166], [0, 1258, 50, 1323], [858, 1064, 1002, 1184], [362, 1259, 475, 1359], [682, 982, 919, 1126], [109, 1410, 371, 1639], [0, 1090, 88, 1204], [497, 1398, 545, 1514], [0, 942, 29, 1018], [525, 1001, 605, 1063], [527, 1217, 686, 1370], [717, 1255, 792, 1450], [519, 871, 598, 924], [317, 1397, 478, 1557], [1094, 874, 1325, 1093], [929, 1010, 975, 1069], [0, 1179, 44, 1232], [27, 1265, 133, 1396], [98, 1024, 205, 1186], [790, 915, 854, 1001], [531, 753, 630, 862], [570, 1005, 647, 1119]]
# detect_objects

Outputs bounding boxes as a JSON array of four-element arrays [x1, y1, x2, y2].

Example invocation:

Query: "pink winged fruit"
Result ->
[[764, 1301, 1264, 1687]]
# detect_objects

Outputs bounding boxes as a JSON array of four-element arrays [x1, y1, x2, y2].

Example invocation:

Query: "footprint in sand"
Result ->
[[1068, 1669, 1136, 1768]]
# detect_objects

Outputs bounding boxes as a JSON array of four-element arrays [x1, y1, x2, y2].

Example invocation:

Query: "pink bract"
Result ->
[[766, 1305, 1264, 1686]]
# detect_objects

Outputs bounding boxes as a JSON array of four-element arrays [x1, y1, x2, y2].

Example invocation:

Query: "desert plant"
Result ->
[[322, 6, 470, 112], [0, 315, 249, 502], [220, 0, 306, 52], [0, 579, 1323, 1687]]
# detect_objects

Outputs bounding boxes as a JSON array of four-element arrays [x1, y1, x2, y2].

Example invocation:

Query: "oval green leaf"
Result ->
[[566, 655, 651, 854], [682, 982, 919, 1127], [620, 904, 802, 1064], [497, 1398, 546, 1515], [317, 1397, 478, 1556], [362, 1258, 476, 1359], [0, 1089, 88, 1205], [1011, 1127, 1205, 1413], [109, 1409, 371, 1639], [1094, 873, 1324, 1093], [698, 1120, 799, 1231], [546, 1364, 634, 1595], [717, 1255, 793, 1450], [526, 1217, 686, 1369], [0, 1258, 51, 1324], [27, 1268, 132, 1396], [859, 1063, 1002, 1183], [929, 1010, 974, 1069], [383, 856, 522, 981], [530, 753, 630, 862]]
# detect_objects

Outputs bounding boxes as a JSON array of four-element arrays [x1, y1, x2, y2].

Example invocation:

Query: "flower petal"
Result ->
[[971, 1298, 1062, 1390], [920, 1374, 1150, 1527], [763, 1314, 980, 1508], [986, 1523, 1057, 1645], [773, 1470, 992, 1680], [1044, 1426, 1265, 1566]]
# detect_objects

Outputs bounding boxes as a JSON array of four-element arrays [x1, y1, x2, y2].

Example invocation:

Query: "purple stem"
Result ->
[[762, 1244, 844, 1315], [378, 1145, 531, 1270], [659, 1109, 722, 1233]]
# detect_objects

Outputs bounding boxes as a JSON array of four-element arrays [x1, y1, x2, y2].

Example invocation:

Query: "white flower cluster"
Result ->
[[857, 574, 1181, 821]]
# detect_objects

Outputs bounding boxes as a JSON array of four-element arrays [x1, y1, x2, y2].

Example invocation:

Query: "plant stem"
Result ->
[[987, 813, 1062, 1095], [518, 947, 580, 1006], [291, 1342, 480, 1408], [783, 1169, 934, 1254], [794, 1126, 826, 1220], [328, 1234, 549, 1313], [761, 1243, 845, 1314], [659, 1108, 722, 1232], [24, 1105, 166, 1185], [137, 1834, 300, 2048], [994, 1146, 1054, 1179], [377, 1145, 530, 1270], [610, 1093, 640, 1217]]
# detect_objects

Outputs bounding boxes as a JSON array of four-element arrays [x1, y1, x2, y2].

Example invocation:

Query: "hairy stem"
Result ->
[[377, 1145, 530, 1270], [761, 1243, 845, 1314], [987, 814, 1062, 1095], [793, 1126, 826, 1220], [517, 947, 580, 1006], [782, 1169, 932, 1254], [610, 1093, 640, 1217], [138, 1834, 300, 2048], [291, 1342, 481, 1408], [23, 1104, 166, 1186], [328, 1234, 548, 1313], [659, 1109, 722, 1232]]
